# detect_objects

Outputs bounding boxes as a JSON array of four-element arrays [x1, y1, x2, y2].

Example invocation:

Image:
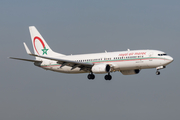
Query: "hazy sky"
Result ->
[[1, 0, 180, 120]]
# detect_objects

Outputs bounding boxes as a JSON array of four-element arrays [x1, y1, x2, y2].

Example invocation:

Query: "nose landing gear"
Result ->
[[156, 70, 160, 75], [156, 66, 166, 75]]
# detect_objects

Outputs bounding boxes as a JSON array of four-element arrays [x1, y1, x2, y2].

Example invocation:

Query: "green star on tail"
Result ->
[[42, 47, 49, 55]]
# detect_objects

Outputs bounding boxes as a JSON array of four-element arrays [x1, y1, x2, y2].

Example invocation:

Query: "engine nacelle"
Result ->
[[120, 69, 140, 75], [92, 64, 111, 74]]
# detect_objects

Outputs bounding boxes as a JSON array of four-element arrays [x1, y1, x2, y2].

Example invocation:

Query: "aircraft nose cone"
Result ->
[[169, 56, 173, 62], [164, 56, 173, 66], [168, 56, 173, 64]]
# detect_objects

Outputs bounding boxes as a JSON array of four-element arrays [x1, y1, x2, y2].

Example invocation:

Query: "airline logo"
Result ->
[[33, 36, 48, 55]]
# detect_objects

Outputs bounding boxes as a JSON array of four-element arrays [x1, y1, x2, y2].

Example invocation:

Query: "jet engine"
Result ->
[[91, 64, 111, 74], [120, 69, 140, 75]]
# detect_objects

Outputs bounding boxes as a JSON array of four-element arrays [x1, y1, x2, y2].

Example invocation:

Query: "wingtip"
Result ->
[[23, 42, 32, 55]]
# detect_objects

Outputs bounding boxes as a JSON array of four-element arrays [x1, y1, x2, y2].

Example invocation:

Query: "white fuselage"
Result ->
[[9, 26, 174, 80], [38, 49, 173, 74]]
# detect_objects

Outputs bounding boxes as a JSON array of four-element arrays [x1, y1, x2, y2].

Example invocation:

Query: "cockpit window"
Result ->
[[158, 54, 167, 56]]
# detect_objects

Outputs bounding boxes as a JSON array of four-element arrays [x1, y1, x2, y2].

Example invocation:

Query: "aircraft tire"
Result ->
[[156, 71, 160, 75], [88, 74, 95, 80], [108, 75, 112, 80], [91, 74, 95, 79], [105, 75, 112, 80]]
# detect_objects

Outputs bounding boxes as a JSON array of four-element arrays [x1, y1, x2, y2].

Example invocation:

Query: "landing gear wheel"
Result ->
[[104, 75, 112, 80], [87, 74, 95, 80], [156, 71, 160, 75], [91, 74, 95, 79], [105, 75, 108, 80], [87, 74, 91, 79]]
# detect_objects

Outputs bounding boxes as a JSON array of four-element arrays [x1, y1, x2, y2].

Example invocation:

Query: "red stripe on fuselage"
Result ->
[[40, 57, 169, 68]]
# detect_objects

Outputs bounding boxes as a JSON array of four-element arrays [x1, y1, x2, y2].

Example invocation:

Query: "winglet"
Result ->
[[23, 42, 32, 55]]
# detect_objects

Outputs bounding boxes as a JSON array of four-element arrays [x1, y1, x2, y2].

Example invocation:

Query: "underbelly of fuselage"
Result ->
[[39, 60, 162, 74]]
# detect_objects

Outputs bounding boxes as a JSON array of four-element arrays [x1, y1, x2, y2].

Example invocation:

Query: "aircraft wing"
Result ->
[[24, 42, 94, 70], [9, 57, 42, 62], [32, 54, 93, 70]]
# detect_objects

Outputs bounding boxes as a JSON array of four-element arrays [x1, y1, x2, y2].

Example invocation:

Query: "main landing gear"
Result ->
[[87, 72, 112, 80], [87, 73, 95, 80], [104, 73, 112, 80]]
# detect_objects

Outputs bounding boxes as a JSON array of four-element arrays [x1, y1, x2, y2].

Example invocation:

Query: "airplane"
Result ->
[[10, 26, 174, 80]]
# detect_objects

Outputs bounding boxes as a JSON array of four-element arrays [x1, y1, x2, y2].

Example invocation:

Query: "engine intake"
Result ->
[[92, 64, 111, 74]]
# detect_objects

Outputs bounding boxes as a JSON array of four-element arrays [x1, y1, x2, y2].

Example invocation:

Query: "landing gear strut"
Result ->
[[87, 73, 95, 80], [156, 66, 165, 75], [104, 73, 112, 80]]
